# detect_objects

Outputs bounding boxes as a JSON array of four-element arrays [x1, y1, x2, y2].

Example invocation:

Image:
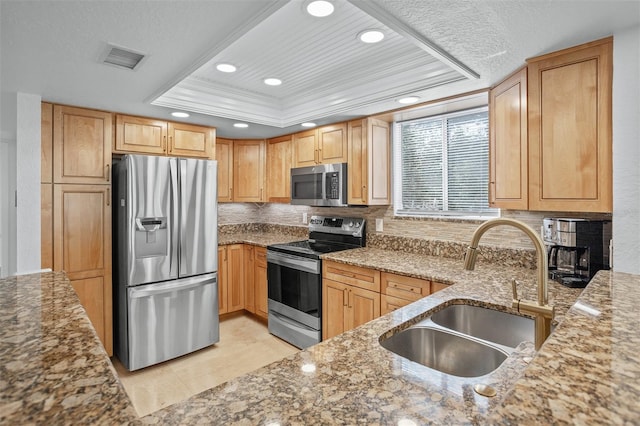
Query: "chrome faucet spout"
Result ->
[[464, 218, 555, 350]]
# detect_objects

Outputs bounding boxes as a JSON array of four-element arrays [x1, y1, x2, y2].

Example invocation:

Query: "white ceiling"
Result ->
[[1, 0, 639, 139]]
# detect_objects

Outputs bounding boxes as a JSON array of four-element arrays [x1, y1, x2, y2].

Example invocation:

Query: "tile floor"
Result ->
[[112, 313, 299, 417]]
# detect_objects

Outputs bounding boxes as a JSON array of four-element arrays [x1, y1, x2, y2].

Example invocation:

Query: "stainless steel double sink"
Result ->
[[380, 304, 535, 378]]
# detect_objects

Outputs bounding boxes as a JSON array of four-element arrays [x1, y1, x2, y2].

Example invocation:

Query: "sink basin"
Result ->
[[380, 327, 508, 377], [429, 304, 534, 348]]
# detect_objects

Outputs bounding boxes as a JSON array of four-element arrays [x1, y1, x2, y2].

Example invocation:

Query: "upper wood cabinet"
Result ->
[[114, 114, 215, 159], [347, 118, 391, 205], [293, 123, 347, 167], [266, 135, 293, 203], [233, 139, 266, 202], [168, 122, 215, 159], [527, 37, 612, 212], [489, 67, 528, 209], [216, 138, 234, 202], [53, 105, 112, 184], [115, 114, 167, 155]]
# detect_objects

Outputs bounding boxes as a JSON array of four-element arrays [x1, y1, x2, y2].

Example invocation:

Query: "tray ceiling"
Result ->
[[151, 0, 477, 128]]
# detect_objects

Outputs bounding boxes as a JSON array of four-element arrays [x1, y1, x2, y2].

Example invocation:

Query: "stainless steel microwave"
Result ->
[[290, 163, 347, 207]]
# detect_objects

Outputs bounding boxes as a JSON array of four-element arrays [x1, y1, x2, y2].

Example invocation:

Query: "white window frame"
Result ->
[[393, 106, 499, 219]]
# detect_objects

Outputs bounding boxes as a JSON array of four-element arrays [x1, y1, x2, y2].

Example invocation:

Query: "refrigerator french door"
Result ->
[[113, 155, 218, 371]]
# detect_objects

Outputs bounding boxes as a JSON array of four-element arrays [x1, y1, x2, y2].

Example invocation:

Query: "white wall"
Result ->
[[612, 25, 640, 275], [0, 92, 17, 277], [15, 93, 41, 274]]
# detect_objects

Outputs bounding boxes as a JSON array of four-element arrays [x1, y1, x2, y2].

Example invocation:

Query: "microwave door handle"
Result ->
[[321, 172, 327, 201]]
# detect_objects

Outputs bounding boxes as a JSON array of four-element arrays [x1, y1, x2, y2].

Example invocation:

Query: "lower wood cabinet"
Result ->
[[53, 184, 112, 355], [218, 244, 244, 315], [380, 272, 449, 315], [219, 243, 267, 320]]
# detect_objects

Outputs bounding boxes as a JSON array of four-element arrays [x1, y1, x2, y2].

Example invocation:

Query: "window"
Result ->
[[393, 107, 497, 217]]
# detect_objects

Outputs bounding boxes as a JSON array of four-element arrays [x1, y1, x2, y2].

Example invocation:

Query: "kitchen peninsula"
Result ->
[[1, 242, 638, 424]]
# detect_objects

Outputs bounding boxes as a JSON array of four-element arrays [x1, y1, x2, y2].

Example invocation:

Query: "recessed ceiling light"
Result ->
[[306, 0, 334, 17], [233, 123, 249, 128], [264, 78, 282, 86], [358, 30, 384, 44], [398, 96, 420, 104], [171, 112, 190, 118], [301, 122, 316, 128], [216, 63, 237, 73]]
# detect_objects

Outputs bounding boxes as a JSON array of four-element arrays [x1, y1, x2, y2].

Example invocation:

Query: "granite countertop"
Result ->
[[2, 241, 638, 424], [218, 232, 303, 247]]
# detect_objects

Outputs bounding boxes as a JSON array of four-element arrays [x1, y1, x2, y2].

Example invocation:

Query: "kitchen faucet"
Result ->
[[463, 218, 555, 350]]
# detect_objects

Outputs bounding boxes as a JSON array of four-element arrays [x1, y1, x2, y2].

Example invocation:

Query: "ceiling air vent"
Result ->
[[100, 43, 146, 70]]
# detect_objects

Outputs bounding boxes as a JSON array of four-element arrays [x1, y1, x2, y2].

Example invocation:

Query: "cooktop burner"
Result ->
[[268, 239, 358, 258]]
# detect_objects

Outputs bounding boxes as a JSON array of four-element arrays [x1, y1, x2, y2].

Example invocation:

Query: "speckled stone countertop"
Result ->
[[0, 272, 138, 424], [3, 243, 639, 424], [218, 231, 303, 247]]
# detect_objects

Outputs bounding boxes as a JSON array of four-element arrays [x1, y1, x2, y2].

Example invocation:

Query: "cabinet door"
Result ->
[[347, 286, 380, 331], [227, 244, 245, 312], [318, 123, 347, 164], [489, 67, 528, 209], [347, 119, 390, 205], [41, 102, 53, 184], [71, 277, 106, 348], [254, 247, 268, 320], [527, 37, 612, 212], [53, 105, 112, 184], [431, 281, 450, 293], [381, 272, 430, 302], [53, 184, 112, 354], [381, 294, 410, 315], [216, 138, 234, 202], [218, 246, 228, 315], [293, 129, 318, 167], [244, 245, 255, 314], [266, 135, 293, 203], [41, 183, 53, 270], [322, 279, 348, 340], [168, 122, 215, 159], [323, 260, 380, 293], [233, 140, 266, 202], [115, 114, 167, 155]]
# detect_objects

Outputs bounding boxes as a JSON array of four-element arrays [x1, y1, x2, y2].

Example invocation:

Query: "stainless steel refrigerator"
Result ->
[[113, 154, 218, 371]]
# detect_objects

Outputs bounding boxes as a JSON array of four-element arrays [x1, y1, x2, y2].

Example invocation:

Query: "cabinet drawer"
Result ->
[[380, 294, 413, 315], [254, 246, 267, 267], [323, 260, 380, 293], [381, 272, 430, 301]]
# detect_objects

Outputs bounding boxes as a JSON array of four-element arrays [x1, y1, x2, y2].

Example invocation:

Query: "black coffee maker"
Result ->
[[543, 218, 612, 288]]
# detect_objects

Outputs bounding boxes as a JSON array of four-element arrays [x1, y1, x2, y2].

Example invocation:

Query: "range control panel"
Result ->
[[309, 215, 365, 237]]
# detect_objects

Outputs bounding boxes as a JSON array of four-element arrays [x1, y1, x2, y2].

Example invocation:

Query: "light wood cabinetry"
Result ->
[[244, 245, 256, 314], [218, 246, 228, 314], [168, 122, 215, 159], [489, 67, 528, 209], [115, 114, 167, 155], [53, 105, 112, 184], [216, 138, 234, 202], [218, 244, 245, 314], [322, 261, 381, 340], [431, 281, 450, 293], [347, 118, 391, 205], [233, 139, 266, 202], [254, 247, 268, 320], [380, 272, 449, 315], [53, 184, 112, 354], [266, 135, 293, 203], [293, 123, 347, 167], [114, 114, 215, 159], [527, 37, 612, 212], [43, 103, 113, 356]]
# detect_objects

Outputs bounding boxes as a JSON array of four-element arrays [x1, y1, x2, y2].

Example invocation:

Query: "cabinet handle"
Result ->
[[314, 149, 318, 164], [347, 289, 352, 308], [362, 185, 366, 202], [163, 136, 167, 152], [343, 288, 348, 306], [317, 148, 321, 163], [106, 188, 110, 206], [169, 136, 173, 153], [106, 164, 110, 182]]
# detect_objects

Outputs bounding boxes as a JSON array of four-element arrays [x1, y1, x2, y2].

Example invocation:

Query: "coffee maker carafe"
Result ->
[[543, 218, 612, 288]]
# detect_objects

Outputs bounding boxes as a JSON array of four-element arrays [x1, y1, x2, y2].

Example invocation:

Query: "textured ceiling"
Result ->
[[1, 0, 639, 139]]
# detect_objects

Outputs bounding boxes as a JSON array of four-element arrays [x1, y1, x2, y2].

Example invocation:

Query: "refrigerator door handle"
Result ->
[[170, 158, 179, 278], [129, 274, 217, 298], [179, 158, 187, 276]]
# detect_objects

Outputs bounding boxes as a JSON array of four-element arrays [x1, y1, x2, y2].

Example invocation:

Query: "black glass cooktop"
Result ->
[[267, 239, 357, 259]]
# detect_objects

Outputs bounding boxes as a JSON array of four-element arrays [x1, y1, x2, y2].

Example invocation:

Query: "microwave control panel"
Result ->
[[326, 172, 339, 199]]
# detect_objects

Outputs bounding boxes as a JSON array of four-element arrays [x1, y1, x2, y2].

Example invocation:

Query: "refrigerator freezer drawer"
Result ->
[[126, 273, 219, 371]]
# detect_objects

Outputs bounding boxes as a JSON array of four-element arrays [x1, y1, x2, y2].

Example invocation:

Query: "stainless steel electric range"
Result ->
[[266, 215, 366, 348]]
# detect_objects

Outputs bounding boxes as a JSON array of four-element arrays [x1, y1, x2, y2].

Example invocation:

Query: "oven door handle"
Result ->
[[269, 310, 318, 332], [267, 251, 320, 274]]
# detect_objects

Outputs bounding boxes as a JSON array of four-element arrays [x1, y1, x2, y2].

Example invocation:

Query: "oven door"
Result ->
[[267, 250, 322, 348]]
